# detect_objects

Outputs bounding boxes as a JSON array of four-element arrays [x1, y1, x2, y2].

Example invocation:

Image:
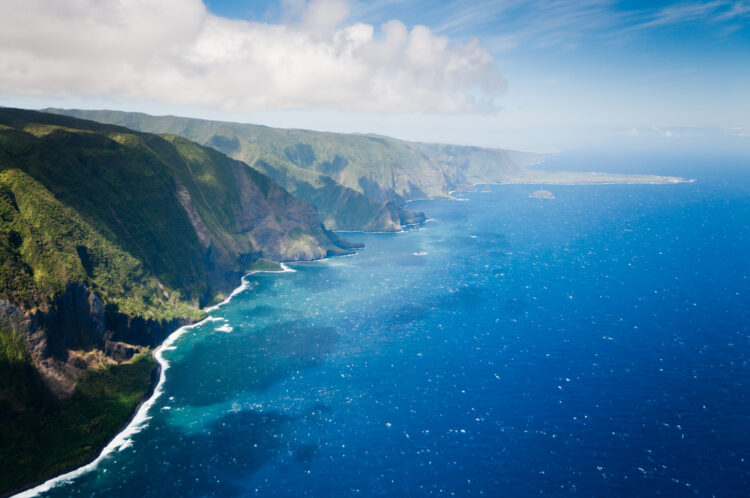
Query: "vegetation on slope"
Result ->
[[50, 110, 538, 198], [45, 110, 420, 231], [0, 108, 348, 312], [0, 325, 47, 414], [48, 110, 544, 231], [0, 107, 352, 494], [0, 350, 156, 494], [0, 167, 198, 322], [48, 109, 685, 223]]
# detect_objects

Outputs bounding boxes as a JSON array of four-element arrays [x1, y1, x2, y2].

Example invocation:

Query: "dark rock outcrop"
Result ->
[[103, 340, 141, 363], [105, 308, 191, 348], [9, 283, 181, 398], [42, 282, 107, 355], [400, 208, 427, 226]]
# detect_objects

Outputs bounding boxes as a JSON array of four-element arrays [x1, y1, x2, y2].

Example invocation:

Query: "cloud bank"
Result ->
[[0, 0, 504, 113]]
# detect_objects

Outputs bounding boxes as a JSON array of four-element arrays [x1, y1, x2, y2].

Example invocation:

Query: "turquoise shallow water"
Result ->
[[36, 149, 749, 496]]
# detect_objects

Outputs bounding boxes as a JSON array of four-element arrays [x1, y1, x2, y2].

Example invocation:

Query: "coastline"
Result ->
[[503, 168, 692, 185], [405, 170, 692, 207], [5, 363, 162, 498], [14, 264, 297, 498], [499, 177, 694, 185], [9, 166, 685, 496], [12, 172, 695, 496]]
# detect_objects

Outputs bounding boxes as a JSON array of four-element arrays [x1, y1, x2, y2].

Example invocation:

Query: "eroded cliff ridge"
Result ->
[[46, 110, 551, 231]]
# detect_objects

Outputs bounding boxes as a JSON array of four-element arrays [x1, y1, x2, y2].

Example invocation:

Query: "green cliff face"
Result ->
[[0, 108, 351, 493], [46, 109, 545, 231]]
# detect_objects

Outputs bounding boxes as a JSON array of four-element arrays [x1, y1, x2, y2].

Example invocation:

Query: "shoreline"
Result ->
[[403, 171, 692, 207], [15, 264, 297, 497], [504, 167, 692, 185], [6, 362, 162, 498]]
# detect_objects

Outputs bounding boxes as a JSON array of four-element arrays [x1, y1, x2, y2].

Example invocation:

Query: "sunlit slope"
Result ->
[[0, 108, 349, 312], [49, 109, 549, 230]]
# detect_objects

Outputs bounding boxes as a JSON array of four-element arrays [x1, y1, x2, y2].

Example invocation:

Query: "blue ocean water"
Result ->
[[37, 148, 749, 497]]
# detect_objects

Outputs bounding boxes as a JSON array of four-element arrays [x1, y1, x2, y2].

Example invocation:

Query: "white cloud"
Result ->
[[0, 0, 504, 113], [725, 126, 750, 137], [624, 127, 640, 136]]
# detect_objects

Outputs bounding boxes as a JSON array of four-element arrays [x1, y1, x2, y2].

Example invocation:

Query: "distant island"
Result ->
[[530, 189, 555, 198]]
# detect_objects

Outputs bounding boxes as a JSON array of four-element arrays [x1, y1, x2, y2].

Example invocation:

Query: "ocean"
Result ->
[[29, 146, 749, 496]]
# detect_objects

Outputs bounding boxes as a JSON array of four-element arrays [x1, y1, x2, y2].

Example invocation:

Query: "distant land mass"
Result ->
[[45, 109, 687, 232], [0, 106, 686, 494]]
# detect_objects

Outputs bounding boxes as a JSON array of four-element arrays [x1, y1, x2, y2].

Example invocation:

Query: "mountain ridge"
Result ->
[[45, 108, 686, 230], [43, 109, 551, 230]]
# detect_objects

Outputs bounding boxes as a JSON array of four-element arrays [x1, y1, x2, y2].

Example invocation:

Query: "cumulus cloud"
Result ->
[[624, 127, 640, 136], [0, 0, 504, 113]]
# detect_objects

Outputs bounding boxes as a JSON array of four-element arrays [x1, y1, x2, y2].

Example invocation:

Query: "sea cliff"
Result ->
[[0, 108, 353, 493]]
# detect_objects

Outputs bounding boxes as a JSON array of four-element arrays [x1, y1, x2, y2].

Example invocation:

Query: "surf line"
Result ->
[[16, 263, 297, 497]]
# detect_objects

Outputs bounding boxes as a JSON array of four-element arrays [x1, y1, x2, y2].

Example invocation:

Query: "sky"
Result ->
[[0, 0, 748, 151]]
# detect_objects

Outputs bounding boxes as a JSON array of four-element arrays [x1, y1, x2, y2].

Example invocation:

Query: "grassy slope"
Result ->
[[247, 258, 283, 272], [48, 110, 540, 230], [0, 111, 204, 493], [61, 111, 534, 198], [0, 117, 208, 314], [50, 111, 409, 231], [0, 108, 345, 310], [48, 109, 688, 217], [0, 164, 198, 322]]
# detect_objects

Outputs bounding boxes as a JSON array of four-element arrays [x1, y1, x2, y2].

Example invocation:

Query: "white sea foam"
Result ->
[[215, 324, 233, 333], [204, 263, 295, 313], [16, 263, 297, 497], [203, 281, 250, 313]]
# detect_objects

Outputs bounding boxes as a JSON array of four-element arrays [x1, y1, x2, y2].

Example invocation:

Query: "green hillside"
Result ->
[[48, 109, 545, 231], [0, 107, 351, 493], [0, 108, 349, 309]]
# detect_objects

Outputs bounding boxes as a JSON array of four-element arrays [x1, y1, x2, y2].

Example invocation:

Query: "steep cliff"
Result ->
[[44, 110, 541, 230], [0, 108, 352, 493]]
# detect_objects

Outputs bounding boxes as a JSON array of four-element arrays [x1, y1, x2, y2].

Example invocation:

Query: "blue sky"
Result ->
[[205, 0, 750, 123], [1, 0, 748, 150], [206, 0, 750, 148]]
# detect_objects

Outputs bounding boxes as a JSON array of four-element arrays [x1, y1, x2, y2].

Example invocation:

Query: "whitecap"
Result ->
[[16, 316, 205, 496]]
